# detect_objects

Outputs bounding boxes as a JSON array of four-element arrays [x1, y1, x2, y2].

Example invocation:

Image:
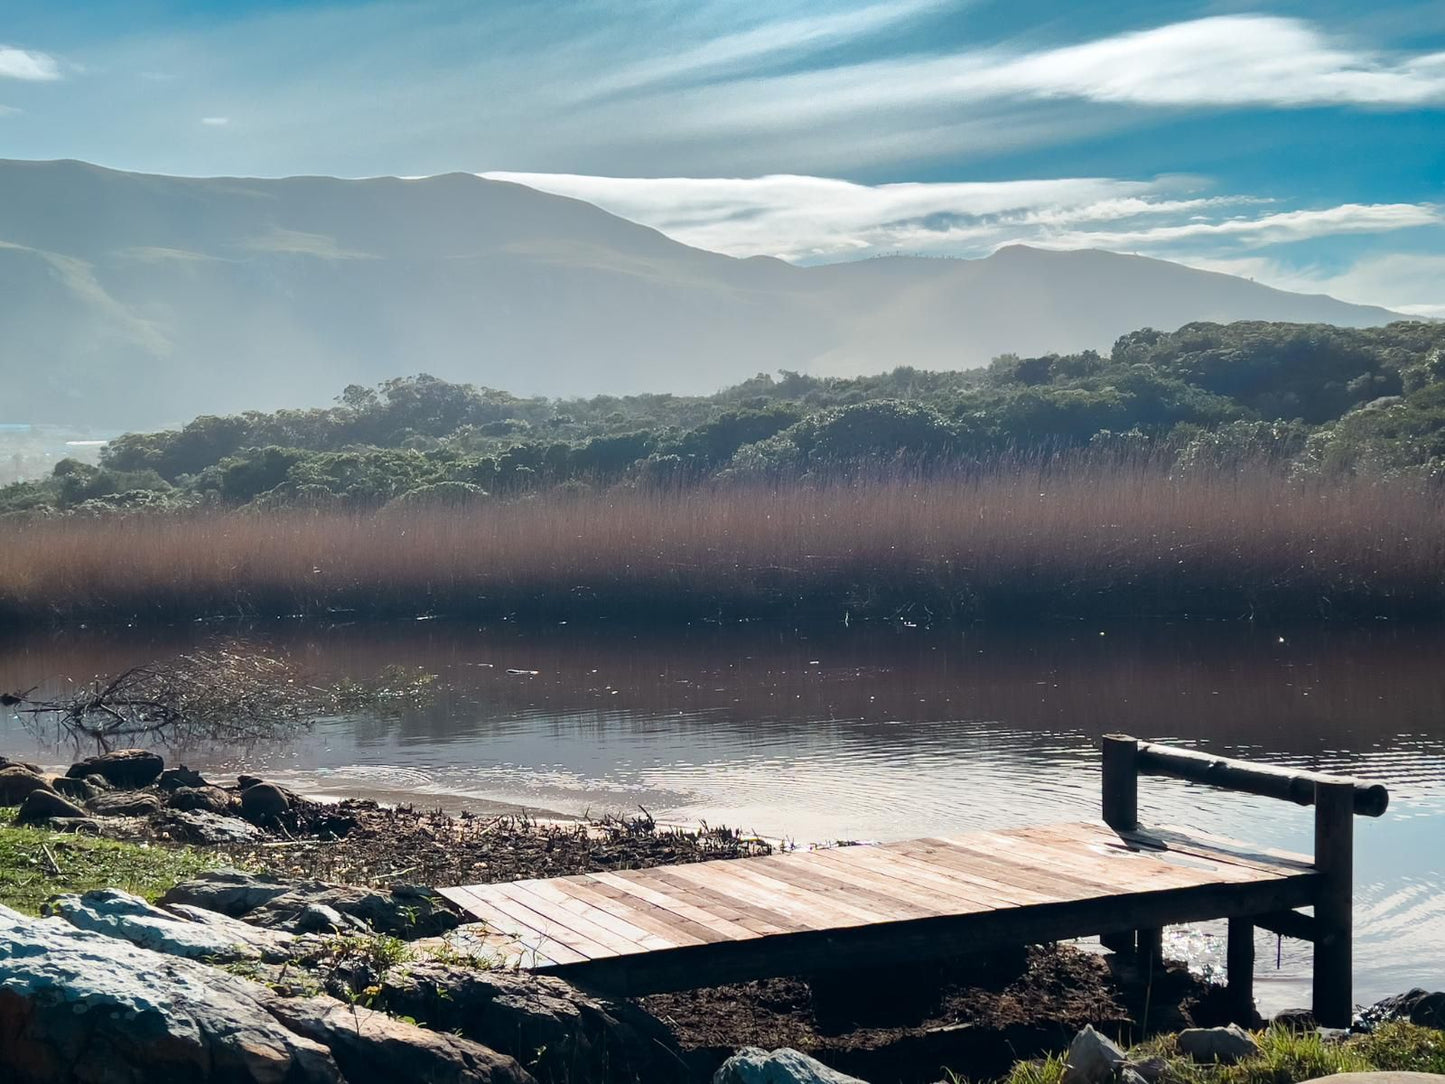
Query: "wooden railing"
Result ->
[[1100, 734, 1389, 1027]]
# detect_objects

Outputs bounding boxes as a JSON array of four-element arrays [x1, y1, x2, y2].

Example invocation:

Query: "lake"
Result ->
[[3, 618, 1442, 1013]]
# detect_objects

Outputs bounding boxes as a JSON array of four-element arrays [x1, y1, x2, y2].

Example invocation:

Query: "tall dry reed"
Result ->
[[2, 465, 1442, 625]]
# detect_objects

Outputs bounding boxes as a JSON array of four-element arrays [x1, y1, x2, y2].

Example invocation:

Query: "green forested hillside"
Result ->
[[5, 320, 1444, 516]]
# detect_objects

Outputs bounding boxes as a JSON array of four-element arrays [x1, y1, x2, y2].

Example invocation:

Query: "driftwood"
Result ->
[[6, 644, 434, 752]]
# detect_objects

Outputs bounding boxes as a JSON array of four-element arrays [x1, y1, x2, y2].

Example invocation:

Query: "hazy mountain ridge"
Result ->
[[0, 159, 1404, 427]]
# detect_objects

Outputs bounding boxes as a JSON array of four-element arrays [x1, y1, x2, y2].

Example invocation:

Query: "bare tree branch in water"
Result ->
[[6, 644, 436, 752]]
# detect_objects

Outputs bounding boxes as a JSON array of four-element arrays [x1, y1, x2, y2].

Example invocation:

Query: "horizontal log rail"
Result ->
[[1130, 739, 1389, 817]]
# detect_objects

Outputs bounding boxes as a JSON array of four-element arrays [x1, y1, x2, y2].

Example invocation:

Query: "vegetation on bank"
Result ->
[[974, 1022, 1445, 1084], [1, 465, 1441, 625], [3, 320, 1444, 627], [2, 321, 1444, 517], [0, 807, 219, 914]]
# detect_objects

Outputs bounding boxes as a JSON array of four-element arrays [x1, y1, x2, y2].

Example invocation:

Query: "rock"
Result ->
[[157, 765, 208, 790], [269, 995, 536, 1084], [0, 765, 55, 805], [0, 903, 343, 1084], [44, 887, 297, 962], [1119, 1070, 1151, 1084], [296, 902, 363, 934], [1061, 1025, 1128, 1084], [83, 772, 112, 791], [370, 959, 690, 1084], [1360, 989, 1445, 1031], [14, 787, 89, 824], [1129, 1057, 1169, 1082], [238, 774, 266, 789], [241, 781, 293, 821], [159, 868, 296, 917], [87, 790, 164, 817], [247, 882, 462, 938], [0, 754, 43, 775], [1272, 1007, 1317, 1031], [151, 808, 266, 845], [169, 784, 238, 814], [65, 748, 164, 788], [50, 775, 99, 802], [1177, 1023, 1262, 1065], [713, 1047, 866, 1084]]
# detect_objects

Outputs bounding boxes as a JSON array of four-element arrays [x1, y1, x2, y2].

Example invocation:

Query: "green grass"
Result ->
[[961, 1023, 1445, 1084], [0, 806, 221, 914]]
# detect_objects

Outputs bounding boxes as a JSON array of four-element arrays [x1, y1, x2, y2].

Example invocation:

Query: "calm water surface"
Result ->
[[2, 620, 1442, 1013]]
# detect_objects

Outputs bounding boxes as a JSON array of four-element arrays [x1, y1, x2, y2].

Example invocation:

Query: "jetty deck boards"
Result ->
[[438, 819, 1319, 996]]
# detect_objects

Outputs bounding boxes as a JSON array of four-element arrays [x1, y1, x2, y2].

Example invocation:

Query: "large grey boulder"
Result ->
[[169, 785, 240, 815], [1177, 1023, 1262, 1065], [244, 882, 461, 939], [159, 869, 297, 916], [151, 809, 265, 845], [713, 1047, 866, 1084], [370, 959, 688, 1084], [66, 748, 164, 788], [1061, 1025, 1128, 1084], [0, 903, 342, 1083], [268, 995, 535, 1084], [44, 888, 297, 962]]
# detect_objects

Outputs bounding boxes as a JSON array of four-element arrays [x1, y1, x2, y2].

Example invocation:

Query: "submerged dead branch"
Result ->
[[8, 643, 436, 751]]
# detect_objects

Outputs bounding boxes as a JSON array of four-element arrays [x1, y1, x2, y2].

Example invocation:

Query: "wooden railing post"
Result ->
[[1313, 780, 1355, 1028], [1102, 735, 1139, 832], [1226, 917, 1255, 1022]]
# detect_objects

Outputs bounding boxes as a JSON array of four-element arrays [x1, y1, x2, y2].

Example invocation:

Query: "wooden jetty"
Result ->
[[439, 735, 1389, 1027]]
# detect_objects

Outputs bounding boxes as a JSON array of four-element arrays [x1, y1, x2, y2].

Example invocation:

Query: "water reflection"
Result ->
[[2, 619, 1443, 1010]]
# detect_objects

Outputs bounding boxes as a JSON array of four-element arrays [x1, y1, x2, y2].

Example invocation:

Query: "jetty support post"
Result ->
[[1100, 735, 1142, 955], [1313, 779, 1354, 1028], [1226, 917, 1254, 1022]]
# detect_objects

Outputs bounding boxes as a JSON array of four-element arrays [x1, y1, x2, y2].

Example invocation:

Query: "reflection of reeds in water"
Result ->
[[2, 465, 1443, 625]]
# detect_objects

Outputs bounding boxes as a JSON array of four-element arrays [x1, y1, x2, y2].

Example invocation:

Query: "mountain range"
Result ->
[[0, 159, 1406, 428]]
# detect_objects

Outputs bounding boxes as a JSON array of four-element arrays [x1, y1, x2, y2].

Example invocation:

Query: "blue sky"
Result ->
[[2, 0, 1443, 313]]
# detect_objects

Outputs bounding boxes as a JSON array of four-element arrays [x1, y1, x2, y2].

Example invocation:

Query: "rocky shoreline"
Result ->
[[2, 748, 1442, 1084]]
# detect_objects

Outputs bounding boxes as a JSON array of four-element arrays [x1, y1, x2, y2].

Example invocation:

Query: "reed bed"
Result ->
[[2, 465, 1443, 626]]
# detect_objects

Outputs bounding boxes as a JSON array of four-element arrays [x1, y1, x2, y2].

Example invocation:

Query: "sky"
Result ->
[[2, 0, 1443, 315]]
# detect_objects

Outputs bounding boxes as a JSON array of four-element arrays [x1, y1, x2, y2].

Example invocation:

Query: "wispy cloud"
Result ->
[[1186, 253, 1445, 319], [484, 172, 1438, 264], [200, 116, 230, 126], [0, 44, 61, 81]]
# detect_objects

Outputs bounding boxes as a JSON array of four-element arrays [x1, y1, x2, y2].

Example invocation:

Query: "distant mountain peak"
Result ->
[[0, 158, 1412, 427]]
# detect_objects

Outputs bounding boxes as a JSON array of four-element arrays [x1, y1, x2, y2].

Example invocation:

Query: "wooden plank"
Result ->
[[810, 845, 1027, 909], [552, 877, 718, 947], [482, 883, 628, 960], [588, 871, 763, 942], [749, 853, 947, 920], [876, 838, 1070, 903], [664, 859, 886, 928], [715, 856, 919, 924], [442, 886, 584, 966], [891, 837, 1117, 901], [496, 881, 657, 956], [1129, 824, 1316, 874], [1025, 822, 1293, 881], [943, 831, 1250, 893], [1005, 825, 1260, 887], [643, 867, 811, 935], [519, 877, 684, 952], [786, 849, 984, 915]]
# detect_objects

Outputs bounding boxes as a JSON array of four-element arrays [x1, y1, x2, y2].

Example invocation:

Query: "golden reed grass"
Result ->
[[3, 465, 1443, 625]]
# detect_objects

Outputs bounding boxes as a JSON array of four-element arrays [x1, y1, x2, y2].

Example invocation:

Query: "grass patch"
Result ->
[[0, 805, 221, 914], [962, 1023, 1445, 1084]]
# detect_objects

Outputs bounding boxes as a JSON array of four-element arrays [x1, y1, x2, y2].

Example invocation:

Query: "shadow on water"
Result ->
[[3, 617, 1443, 1011]]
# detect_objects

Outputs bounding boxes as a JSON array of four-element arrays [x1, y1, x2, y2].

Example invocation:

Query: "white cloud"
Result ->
[[0, 44, 60, 81], [0, 104, 19, 117], [1186, 253, 1445, 318], [200, 116, 230, 126], [484, 171, 1438, 264]]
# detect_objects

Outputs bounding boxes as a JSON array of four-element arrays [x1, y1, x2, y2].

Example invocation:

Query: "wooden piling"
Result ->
[[1102, 734, 1139, 832], [1312, 779, 1355, 1027], [1227, 917, 1255, 1021]]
